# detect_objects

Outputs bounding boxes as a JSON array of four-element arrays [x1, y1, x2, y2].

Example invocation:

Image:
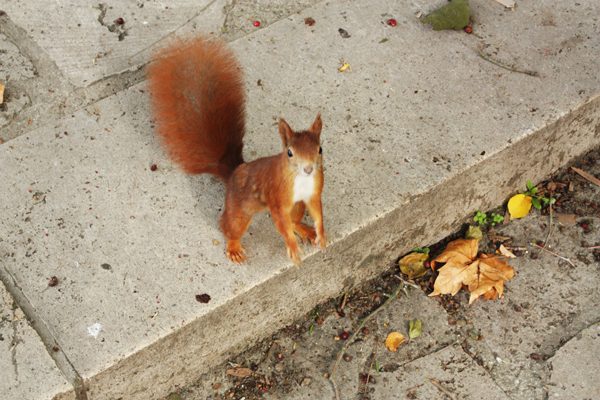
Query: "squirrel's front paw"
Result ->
[[226, 240, 247, 263], [286, 242, 304, 265]]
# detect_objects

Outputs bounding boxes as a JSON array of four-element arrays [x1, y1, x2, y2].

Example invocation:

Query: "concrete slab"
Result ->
[[0, 280, 75, 400], [462, 214, 600, 399], [0, 0, 599, 399], [548, 323, 600, 399], [0, 0, 227, 88]]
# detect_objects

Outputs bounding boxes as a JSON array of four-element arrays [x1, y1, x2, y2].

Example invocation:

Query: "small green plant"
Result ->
[[474, 210, 504, 227], [521, 180, 556, 209], [413, 247, 430, 254]]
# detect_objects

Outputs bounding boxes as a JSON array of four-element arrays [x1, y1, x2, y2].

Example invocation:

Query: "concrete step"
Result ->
[[1, 0, 599, 399]]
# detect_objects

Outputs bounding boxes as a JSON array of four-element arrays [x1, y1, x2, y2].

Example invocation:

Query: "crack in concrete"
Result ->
[[10, 299, 19, 382], [0, 259, 88, 400]]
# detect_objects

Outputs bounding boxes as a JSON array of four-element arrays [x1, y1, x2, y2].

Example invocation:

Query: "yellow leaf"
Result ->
[[338, 60, 351, 72], [507, 194, 532, 219], [385, 332, 405, 351], [399, 252, 429, 279]]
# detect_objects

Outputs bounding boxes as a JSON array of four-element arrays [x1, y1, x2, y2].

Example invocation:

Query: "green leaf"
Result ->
[[526, 180, 534, 191], [540, 197, 550, 204], [376, 361, 380, 373], [530, 187, 538, 195], [550, 198, 556, 205], [309, 324, 314, 335], [421, 0, 470, 31], [409, 319, 422, 339], [531, 197, 541, 209], [465, 225, 483, 240], [379, 38, 388, 43]]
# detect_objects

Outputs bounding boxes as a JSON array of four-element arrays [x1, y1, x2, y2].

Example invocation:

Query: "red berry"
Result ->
[[340, 332, 349, 340], [253, 21, 260, 27], [150, 164, 157, 171], [582, 223, 588, 229], [116, 17, 124, 25], [387, 19, 396, 26], [464, 26, 473, 33]]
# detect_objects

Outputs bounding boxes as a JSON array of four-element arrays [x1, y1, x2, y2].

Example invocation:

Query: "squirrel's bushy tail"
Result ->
[[147, 36, 245, 181]]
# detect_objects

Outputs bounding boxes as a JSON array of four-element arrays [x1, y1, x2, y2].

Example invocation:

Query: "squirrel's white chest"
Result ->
[[293, 174, 316, 203]]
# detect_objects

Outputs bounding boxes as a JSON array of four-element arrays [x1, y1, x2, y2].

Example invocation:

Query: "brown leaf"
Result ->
[[556, 213, 577, 224], [385, 332, 405, 351], [463, 255, 514, 304], [226, 368, 252, 378], [430, 238, 478, 271], [572, 167, 600, 187], [429, 239, 514, 304], [304, 17, 315, 26], [498, 245, 516, 258]]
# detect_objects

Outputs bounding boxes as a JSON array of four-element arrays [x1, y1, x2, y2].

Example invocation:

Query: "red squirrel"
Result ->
[[147, 36, 326, 264]]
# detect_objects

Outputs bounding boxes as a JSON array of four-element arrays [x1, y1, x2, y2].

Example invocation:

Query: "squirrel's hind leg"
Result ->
[[291, 202, 317, 245], [219, 207, 252, 263]]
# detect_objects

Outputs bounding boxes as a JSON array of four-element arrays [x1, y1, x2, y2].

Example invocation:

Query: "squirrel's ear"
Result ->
[[279, 119, 293, 146], [309, 113, 322, 137]]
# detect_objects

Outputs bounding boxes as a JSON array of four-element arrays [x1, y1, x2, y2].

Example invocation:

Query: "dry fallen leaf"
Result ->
[[304, 17, 315, 26], [226, 368, 252, 378], [556, 213, 577, 224], [507, 194, 532, 219], [338, 60, 351, 72], [385, 332, 405, 351], [429, 239, 514, 304], [399, 252, 429, 279], [0, 83, 4, 105], [498, 244, 516, 258]]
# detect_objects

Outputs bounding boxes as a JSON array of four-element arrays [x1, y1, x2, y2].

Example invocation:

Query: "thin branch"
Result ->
[[478, 47, 539, 76], [330, 281, 410, 399], [532, 243, 575, 267], [429, 378, 457, 400], [540, 189, 555, 252], [364, 338, 379, 395]]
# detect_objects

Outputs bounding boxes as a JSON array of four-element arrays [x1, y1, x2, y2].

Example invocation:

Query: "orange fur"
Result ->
[[147, 36, 325, 264]]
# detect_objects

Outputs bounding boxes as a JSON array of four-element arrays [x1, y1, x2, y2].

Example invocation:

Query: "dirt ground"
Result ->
[[166, 145, 600, 400]]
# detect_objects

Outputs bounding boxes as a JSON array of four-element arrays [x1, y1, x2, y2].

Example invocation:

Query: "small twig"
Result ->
[[532, 243, 575, 267], [330, 281, 409, 400], [434, 342, 458, 355], [478, 47, 539, 76], [394, 275, 420, 289], [340, 292, 349, 311], [429, 379, 457, 400], [587, 245, 600, 249], [540, 189, 555, 252], [364, 338, 379, 394]]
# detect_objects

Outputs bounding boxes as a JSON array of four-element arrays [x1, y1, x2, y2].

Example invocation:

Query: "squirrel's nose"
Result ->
[[303, 166, 313, 175]]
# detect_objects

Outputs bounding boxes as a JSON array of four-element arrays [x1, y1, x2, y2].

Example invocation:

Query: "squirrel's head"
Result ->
[[279, 114, 322, 177]]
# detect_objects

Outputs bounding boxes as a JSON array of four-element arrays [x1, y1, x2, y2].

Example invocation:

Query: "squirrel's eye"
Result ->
[[287, 149, 293, 157], [319, 146, 322, 154]]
